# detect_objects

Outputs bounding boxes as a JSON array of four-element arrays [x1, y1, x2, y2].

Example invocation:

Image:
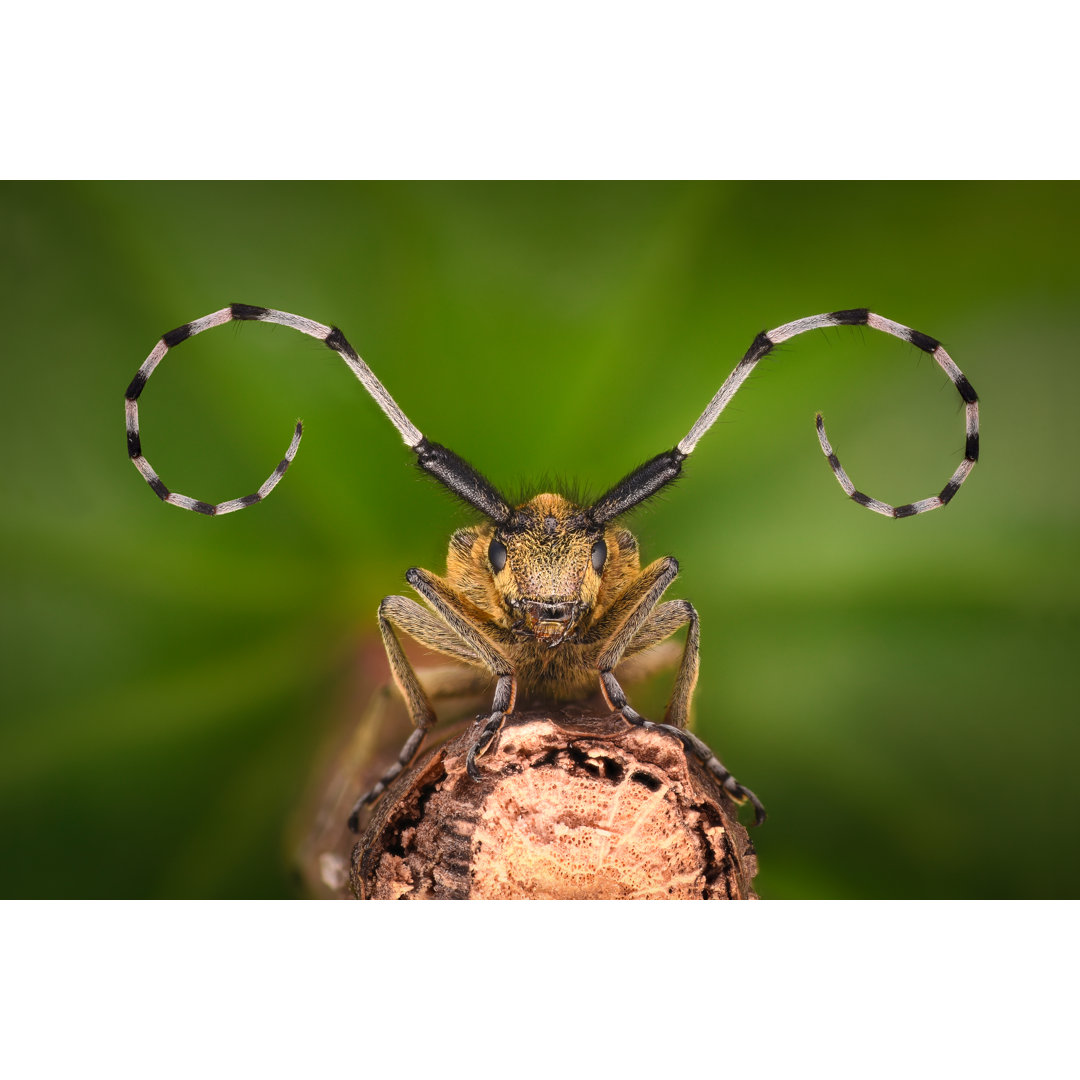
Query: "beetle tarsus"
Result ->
[[619, 709, 767, 826], [466, 712, 506, 781]]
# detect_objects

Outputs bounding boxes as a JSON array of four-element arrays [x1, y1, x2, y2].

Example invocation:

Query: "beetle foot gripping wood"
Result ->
[[351, 708, 759, 899]]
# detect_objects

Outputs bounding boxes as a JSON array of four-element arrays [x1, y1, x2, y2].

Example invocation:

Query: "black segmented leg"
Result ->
[[617, 598, 700, 729], [401, 568, 519, 781], [596, 594, 703, 727], [343, 665, 492, 834], [347, 569, 516, 829], [665, 725, 766, 825], [591, 556, 679, 712], [596, 561, 764, 820], [346, 584, 502, 832], [466, 714, 506, 780], [600, 671, 766, 825], [591, 558, 764, 823], [464, 675, 515, 781], [346, 598, 449, 832], [346, 726, 428, 832]]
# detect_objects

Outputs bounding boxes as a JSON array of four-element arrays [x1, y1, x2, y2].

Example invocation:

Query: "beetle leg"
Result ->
[[594, 557, 683, 733], [465, 674, 516, 780], [602, 663, 766, 825], [594, 556, 679, 695], [620, 598, 700, 730], [396, 568, 517, 786], [596, 560, 766, 825], [665, 726, 767, 825], [404, 568, 515, 679], [347, 580, 512, 830], [346, 599, 453, 829]]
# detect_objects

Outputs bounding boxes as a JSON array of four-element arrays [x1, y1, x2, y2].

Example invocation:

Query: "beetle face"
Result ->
[[489, 494, 606, 645]]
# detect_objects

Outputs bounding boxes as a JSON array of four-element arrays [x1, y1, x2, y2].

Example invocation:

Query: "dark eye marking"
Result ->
[[489, 538, 507, 572], [591, 539, 607, 573]]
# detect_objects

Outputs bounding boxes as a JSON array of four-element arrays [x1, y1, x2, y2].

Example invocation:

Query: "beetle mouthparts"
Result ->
[[522, 600, 578, 624]]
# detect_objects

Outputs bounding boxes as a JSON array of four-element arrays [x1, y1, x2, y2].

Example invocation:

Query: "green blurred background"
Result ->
[[1, 182, 1075, 898]]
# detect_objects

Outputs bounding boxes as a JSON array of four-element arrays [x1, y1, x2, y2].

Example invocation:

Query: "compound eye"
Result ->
[[591, 539, 607, 573], [489, 538, 508, 573]]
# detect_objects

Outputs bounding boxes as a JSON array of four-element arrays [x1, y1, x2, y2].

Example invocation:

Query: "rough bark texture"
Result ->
[[351, 708, 758, 900]]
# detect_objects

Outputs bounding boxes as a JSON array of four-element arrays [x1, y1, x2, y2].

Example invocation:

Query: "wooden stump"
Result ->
[[351, 708, 759, 899]]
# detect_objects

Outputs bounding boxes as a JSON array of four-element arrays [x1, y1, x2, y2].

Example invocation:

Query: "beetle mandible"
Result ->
[[125, 304, 980, 830]]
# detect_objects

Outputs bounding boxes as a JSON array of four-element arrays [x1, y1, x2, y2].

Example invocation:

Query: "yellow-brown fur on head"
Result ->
[[446, 493, 641, 645]]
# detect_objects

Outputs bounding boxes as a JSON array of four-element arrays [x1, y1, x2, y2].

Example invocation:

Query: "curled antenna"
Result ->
[[124, 304, 512, 522], [587, 308, 979, 525]]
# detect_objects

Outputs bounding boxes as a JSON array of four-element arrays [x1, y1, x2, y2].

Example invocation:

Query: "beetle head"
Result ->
[[488, 494, 608, 646]]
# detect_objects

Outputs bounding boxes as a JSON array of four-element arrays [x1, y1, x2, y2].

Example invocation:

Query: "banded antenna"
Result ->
[[127, 305, 978, 527], [124, 304, 513, 523], [586, 308, 979, 525]]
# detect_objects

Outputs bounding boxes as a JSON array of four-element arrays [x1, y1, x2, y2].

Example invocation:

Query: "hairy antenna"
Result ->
[[588, 308, 979, 524], [124, 304, 512, 522]]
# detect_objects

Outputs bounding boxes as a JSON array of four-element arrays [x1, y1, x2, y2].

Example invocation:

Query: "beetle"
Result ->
[[125, 304, 979, 831]]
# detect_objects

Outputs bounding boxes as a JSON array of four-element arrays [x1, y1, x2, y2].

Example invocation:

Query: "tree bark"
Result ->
[[351, 708, 758, 900]]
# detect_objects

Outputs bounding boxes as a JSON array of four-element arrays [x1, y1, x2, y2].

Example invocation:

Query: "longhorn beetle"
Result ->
[[125, 305, 979, 831]]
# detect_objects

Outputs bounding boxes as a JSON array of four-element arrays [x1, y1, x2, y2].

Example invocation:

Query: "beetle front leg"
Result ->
[[600, 668, 766, 825], [676, 728, 767, 825], [347, 572, 514, 829], [593, 556, 680, 719], [596, 560, 766, 825], [403, 568, 518, 782], [465, 674, 516, 780]]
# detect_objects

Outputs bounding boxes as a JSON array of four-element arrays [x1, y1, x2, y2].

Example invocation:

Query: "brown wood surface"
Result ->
[[351, 708, 759, 899]]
